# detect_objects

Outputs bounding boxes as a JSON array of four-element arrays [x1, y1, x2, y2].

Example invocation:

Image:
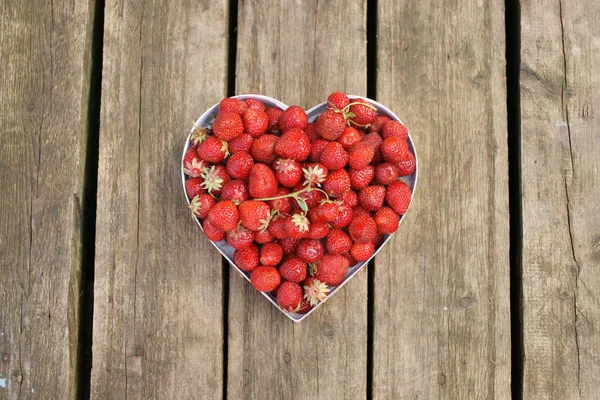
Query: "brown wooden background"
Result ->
[[1, 0, 598, 398]]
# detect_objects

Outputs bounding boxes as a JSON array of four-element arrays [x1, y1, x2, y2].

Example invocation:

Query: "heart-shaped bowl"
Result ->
[[182, 94, 418, 322]]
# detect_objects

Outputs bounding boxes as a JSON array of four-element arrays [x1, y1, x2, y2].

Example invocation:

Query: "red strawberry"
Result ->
[[185, 177, 205, 198], [348, 142, 374, 170], [226, 151, 254, 181], [250, 134, 279, 164], [348, 214, 377, 244], [238, 200, 271, 231], [244, 98, 267, 112], [362, 132, 383, 162], [382, 120, 409, 140], [266, 107, 283, 133], [275, 128, 311, 161], [295, 299, 313, 314], [207, 200, 239, 232], [314, 254, 349, 286], [213, 112, 244, 141], [279, 105, 308, 131], [280, 238, 299, 254], [374, 207, 400, 234], [188, 194, 216, 219], [315, 109, 346, 140], [197, 136, 229, 163], [304, 123, 319, 142], [353, 205, 371, 218], [375, 162, 400, 185], [260, 242, 283, 266], [359, 185, 386, 211], [373, 233, 385, 247], [234, 244, 259, 272], [250, 266, 281, 292], [202, 219, 225, 242], [321, 142, 348, 171], [308, 220, 330, 239], [323, 169, 351, 197], [248, 164, 278, 198], [338, 127, 362, 149], [309, 201, 339, 222], [285, 213, 310, 239], [254, 229, 275, 244], [293, 184, 324, 208], [220, 180, 249, 205], [301, 163, 328, 187], [380, 137, 409, 163], [201, 165, 230, 196], [227, 224, 255, 250], [340, 251, 358, 267], [350, 242, 375, 262], [340, 190, 359, 207], [279, 256, 307, 283], [296, 239, 324, 263], [268, 215, 288, 239], [183, 148, 208, 178], [397, 151, 416, 176], [331, 204, 353, 229], [327, 92, 350, 110], [277, 281, 303, 311], [228, 133, 254, 154], [243, 108, 269, 137], [326, 229, 353, 255], [348, 99, 377, 126], [267, 187, 293, 214], [303, 277, 330, 306], [369, 114, 391, 133], [385, 181, 412, 215], [219, 97, 247, 116], [349, 166, 375, 190], [274, 158, 303, 188], [309, 139, 329, 163]]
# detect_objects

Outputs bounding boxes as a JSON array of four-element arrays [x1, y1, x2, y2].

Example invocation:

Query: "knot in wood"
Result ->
[[321, 323, 334, 337], [283, 352, 292, 363], [135, 348, 145, 357], [2, 353, 9, 362], [459, 297, 474, 309], [438, 373, 446, 385]]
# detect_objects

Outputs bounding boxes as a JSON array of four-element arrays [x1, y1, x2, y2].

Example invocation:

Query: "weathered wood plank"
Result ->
[[373, 1, 511, 398], [521, 0, 600, 397], [227, 1, 368, 398], [91, 1, 228, 398], [0, 0, 95, 398]]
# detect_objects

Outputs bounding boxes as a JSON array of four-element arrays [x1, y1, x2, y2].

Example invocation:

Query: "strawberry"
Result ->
[[213, 112, 244, 141], [228, 133, 254, 154], [268, 215, 288, 239], [315, 109, 346, 140], [275, 128, 311, 161], [266, 107, 283, 133], [302, 163, 328, 187], [250, 134, 278, 164], [349, 166, 375, 190], [331, 204, 353, 228], [348, 99, 377, 126], [309, 139, 329, 163], [280, 238, 300, 254], [201, 165, 230, 196], [327, 92, 350, 110], [238, 200, 271, 231], [382, 120, 409, 140], [285, 213, 310, 239], [340, 251, 358, 267], [353, 205, 371, 218], [380, 137, 409, 163], [197, 136, 228, 163], [183, 148, 208, 178], [293, 184, 324, 208], [279, 256, 307, 283], [340, 190, 359, 207], [227, 223, 255, 250], [314, 254, 349, 286], [279, 105, 308, 131], [321, 142, 348, 170], [397, 151, 416, 176], [244, 98, 267, 112], [308, 220, 330, 239], [385, 181, 412, 215], [295, 299, 313, 314], [296, 239, 324, 263], [309, 201, 339, 222], [326, 229, 353, 255], [303, 277, 330, 306], [362, 132, 383, 162], [348, 142, 374, 170], [190, 126, 210, 147], [267, 187, 293, 214], [277, 281, 303, 311], [202, 219, 225, 242], [248, 164, 278, 198], [323, 169, 351, 197], [375, 162, 400, 185], [219, 97, 247, 116], [348, 214, 377, 244], [274, 158, 303, 188], [373, 233, 385, 247], [338, 127, 362, 149], [207, 200, 239, 232], [260, 242, 283, 266], [359, 185, 386, 211], [234, 244, 259, 272], [369, 114, 391, 133], [185, 177, 205, 198], [188, 194, 216, 219], [350, 242, 375, 262], [243, 108, 269, 137], [304, 123, 319, 142], [374, 207, 399, 234], [254, 229, 275, 244], [220, 180, 249, 205], [226, 151, 254, 181], [250, 266, 281, 292]]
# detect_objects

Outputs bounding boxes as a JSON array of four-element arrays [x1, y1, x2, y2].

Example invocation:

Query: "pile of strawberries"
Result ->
[[183, 93, 414, 314]]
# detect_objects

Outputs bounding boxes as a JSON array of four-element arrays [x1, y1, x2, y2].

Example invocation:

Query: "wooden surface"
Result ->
[[521, 0, 600, 398], [90, 0, 228, 398], [373, 1, 511, 398], [0, 0, 95, 398], [227, 1, 368, 399]]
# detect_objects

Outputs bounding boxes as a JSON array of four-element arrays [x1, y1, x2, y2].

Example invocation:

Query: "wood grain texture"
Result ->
[[373, 1, 511, 398], [0, 0, 95, 398], [521, 0, 600, 397], [227, 1, 368, 398], [90, 0, 228, 398]]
